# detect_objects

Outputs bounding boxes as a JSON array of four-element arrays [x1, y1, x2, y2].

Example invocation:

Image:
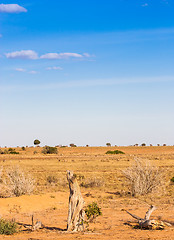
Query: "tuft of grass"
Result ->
[[106, 150, 125, 154], [0, 219, 19, 235]]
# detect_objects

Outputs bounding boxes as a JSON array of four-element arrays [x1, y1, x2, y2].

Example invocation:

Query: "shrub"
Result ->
[[0, 148, 19, 154], [106, 150, 125, 154], [69, 143, 77, 147], [21, 146, 25, 151], [85, 202, 102, 222], [170, 177, 174, 183], [6, 167, 35, 197], [0, 219, 18, 235], [42, 146, 58, 154], [47, 175, 58, 184], [9, 150, 19, 155], [80, 177, 104, 188], [122, 158, 164, 196]]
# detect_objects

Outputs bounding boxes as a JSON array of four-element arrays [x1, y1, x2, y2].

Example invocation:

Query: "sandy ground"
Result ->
[[0, 146, 173, 239]]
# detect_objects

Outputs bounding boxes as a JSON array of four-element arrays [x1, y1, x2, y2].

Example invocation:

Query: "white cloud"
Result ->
[[15, 68, 26, 72], [40, 52, 83, 59], [83, 53, 90, 57], [0, 4, 27, 13], [5, 50, 38, 60], [29, 70, 38, 74], [46, 66, 63, 70], [5, 50, 92, 61], [142, 3, 148, 7]]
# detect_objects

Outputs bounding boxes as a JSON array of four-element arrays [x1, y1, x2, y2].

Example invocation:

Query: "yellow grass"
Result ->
[[0, 146, 173, 239]]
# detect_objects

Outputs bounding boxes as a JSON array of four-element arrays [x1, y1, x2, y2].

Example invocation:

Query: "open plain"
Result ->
[[0, 146, 173, 240]]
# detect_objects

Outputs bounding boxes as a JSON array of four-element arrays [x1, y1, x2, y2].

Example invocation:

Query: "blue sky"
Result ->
[[0, 0, 174, 147]]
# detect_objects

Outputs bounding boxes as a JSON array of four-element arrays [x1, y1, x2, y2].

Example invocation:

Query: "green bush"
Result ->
[[9, 151, 19, 154], [85, 202, 102, 222], [1, 148, 19, 154], [0, 219, 19, 235], [42, 146, 58, 154], [171, 177, 174, 183], [105, 150, 125, 154]]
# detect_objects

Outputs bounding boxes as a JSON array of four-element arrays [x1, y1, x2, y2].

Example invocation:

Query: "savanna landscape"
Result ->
[[1, 1, 174, 239], [0, 145, 173, 239]]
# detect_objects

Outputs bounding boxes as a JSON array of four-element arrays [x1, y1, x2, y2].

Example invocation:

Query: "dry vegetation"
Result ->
[[0, 146, 173, 239]]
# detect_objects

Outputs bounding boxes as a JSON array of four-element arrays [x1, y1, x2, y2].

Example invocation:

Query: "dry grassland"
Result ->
[[0, 146, 173, 239]]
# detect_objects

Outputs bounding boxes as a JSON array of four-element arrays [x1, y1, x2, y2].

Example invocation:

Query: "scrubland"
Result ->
[[0, 146, 173, 239]]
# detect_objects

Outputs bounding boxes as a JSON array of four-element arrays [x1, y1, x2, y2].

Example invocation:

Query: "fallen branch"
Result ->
[[124, 205, 172, 230]]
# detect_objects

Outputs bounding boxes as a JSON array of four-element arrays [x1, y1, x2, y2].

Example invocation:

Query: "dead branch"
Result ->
[[124, 210, 143, 221], [125, 205, 171, 230], [145, 205, 156, 220]]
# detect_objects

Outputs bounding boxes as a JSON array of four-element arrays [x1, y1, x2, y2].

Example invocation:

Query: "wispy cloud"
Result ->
[[83, 53, 91, 57], [1, 76, 174, 92], [29, 70, 38, 74], [15, 68, 26, 72], [0, 4, 27, 13], [5, 50, 38, 60], [5, 50, 92, 60], [14, 68, 38, 74], [46, 66, 63, 70], [40, 52, 83, 59], [142, 3, 148, 7]]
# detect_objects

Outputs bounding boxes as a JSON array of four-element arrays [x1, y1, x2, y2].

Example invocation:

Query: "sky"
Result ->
[[0, 0, 174, 147]]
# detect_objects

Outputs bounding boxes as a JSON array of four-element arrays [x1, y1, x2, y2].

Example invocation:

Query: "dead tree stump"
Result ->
[[125, 205, 171, 230], [67, 170, 85, 232]]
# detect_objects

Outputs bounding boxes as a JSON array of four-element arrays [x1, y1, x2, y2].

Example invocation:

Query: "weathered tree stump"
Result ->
[[125, 205, 171, 230], [67, 170, 85, 232]]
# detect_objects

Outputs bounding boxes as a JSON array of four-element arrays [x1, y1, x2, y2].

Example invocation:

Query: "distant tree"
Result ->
[[34, 139, 40, 146], [157, 144, 160, 146], [150, 144, 153, 146], [141, 143, 146, 147], [106, 143, 111, 147], [134, 144, 138, 146], [70, 143, 77, 147], [86, 145, 89, 147], [163, 144, 166, 146]]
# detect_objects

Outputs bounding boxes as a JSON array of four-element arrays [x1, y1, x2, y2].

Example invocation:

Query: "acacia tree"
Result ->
[[34, 139, 40, 146], [106, 143, 111, 147]]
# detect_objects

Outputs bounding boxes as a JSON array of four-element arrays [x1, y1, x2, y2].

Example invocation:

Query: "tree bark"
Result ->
[[67, 170, 85, 232]]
